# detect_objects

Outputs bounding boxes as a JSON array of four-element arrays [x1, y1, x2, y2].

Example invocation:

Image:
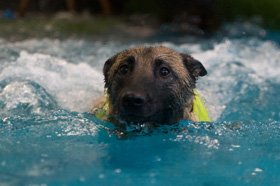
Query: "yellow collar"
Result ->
[[94, 90, 211, 122], [192, 90, 211, 122]]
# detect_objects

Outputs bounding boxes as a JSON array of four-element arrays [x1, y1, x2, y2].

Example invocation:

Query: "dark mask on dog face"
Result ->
[[103, 46, 207, 125]]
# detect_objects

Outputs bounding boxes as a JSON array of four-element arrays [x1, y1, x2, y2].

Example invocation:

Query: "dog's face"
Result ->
[[103, 46, 207, 125]]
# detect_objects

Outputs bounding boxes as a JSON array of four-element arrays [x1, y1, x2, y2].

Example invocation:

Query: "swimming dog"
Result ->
[[92, 46, 210, 128]]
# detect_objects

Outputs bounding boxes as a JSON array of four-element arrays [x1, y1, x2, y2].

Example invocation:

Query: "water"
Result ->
[[0, 23, 280, 185]]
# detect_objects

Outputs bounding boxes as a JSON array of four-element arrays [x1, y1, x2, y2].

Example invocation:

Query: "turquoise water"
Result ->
[[0, 23, 280, 185]]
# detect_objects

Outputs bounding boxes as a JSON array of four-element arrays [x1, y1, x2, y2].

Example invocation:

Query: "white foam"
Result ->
[[0, 51, 104, 112], [8, 38, 125, 70], [0, 81, 41, 113], [190, 39, 280, 120]]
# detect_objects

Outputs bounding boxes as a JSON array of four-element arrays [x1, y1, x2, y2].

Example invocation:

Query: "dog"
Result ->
[[92, 46, 210, 128]]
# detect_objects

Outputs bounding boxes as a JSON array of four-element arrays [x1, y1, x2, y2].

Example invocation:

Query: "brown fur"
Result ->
[[92, 46, 207, 127]]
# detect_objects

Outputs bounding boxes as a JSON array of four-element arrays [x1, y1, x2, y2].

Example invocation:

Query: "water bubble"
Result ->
[[98, 174, 105, 179], [114, 169, 122, 174]]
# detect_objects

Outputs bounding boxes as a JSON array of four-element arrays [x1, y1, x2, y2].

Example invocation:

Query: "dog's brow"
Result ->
[[118, 55, 135, 63], [125, 56, 135, 63], [156, 54, 178, 63], [154, 58, 167, 66]]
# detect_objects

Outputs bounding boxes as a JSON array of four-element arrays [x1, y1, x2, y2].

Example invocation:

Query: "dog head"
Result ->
[[103, 46, 207, 125]]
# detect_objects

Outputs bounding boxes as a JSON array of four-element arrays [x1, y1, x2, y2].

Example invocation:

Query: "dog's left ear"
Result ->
[[181, 54, 207, 78], [103, 55, 117, 88]]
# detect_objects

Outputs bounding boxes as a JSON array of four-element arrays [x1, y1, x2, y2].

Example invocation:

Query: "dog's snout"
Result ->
[[122, 93, 146, 108]]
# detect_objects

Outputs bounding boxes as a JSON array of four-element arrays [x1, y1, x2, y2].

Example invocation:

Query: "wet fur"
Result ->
[[92, 46, 207, 126]]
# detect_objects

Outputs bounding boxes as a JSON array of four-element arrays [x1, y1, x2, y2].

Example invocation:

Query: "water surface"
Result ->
[[0, 23, 280, 185]]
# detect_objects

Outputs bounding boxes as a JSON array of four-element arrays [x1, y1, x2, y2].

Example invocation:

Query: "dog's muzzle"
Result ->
[[121, 92, 147, 113]]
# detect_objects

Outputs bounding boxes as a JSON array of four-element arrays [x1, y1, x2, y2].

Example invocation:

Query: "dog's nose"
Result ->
[[122, 93, 146, 108]]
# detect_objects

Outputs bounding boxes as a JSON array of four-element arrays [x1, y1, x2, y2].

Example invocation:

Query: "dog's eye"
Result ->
[[118, 64, 129, 75], [159, 67, 170, 77]]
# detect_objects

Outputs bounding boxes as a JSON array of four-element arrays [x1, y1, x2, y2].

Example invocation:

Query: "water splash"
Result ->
[[191, 39, 280, 120], [0, 78, 57, 115], [0, 50, 104, 112]]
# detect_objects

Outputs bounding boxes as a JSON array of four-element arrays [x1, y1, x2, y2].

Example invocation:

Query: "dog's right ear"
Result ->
[[181, 53, 207, 78], [103, 55, 117, 88]]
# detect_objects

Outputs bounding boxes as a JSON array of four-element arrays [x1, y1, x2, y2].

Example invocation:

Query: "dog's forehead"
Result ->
[[111, 46, 187, 78], [116, 46, 186, 72], [120, 46, 181, 59]]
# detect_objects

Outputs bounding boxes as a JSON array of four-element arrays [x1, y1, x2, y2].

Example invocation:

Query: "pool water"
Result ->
[[0, 23, 280, 185]]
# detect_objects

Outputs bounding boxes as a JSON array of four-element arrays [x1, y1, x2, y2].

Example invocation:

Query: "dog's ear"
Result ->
[[181, 54, 207, 78], [103, 55, 117, 88]]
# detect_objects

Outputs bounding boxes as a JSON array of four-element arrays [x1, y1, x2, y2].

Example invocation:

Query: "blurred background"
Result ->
[[0, 0, 279, 40]]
